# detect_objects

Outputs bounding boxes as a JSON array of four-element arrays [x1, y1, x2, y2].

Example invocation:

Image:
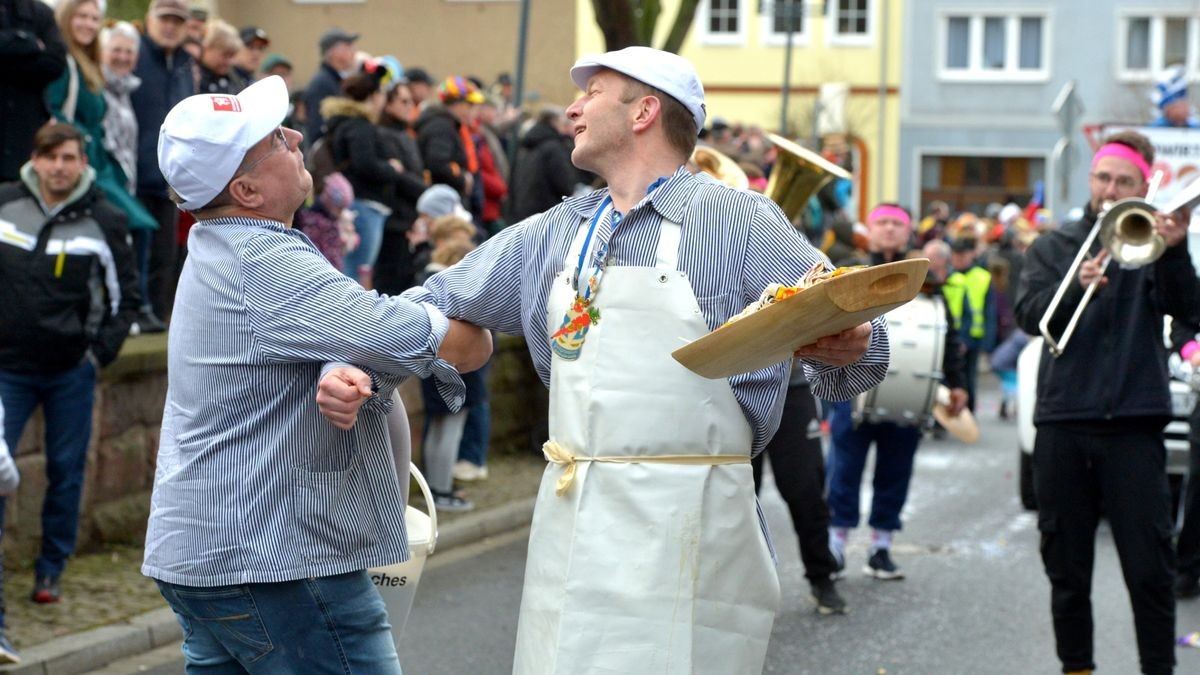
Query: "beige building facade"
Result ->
[[214, 0, 579, 106]]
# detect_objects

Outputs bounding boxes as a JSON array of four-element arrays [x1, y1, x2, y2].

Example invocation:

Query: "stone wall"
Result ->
[[6, 333, 547, 560]]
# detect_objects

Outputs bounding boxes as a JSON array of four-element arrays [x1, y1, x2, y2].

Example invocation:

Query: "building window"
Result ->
[[759, 0, 808, 46], [828, 0, 872, 46], [938, 12, 1050, 82], [920, 155, 1044, 217], [1119, 13, 1200, 81], [698, 0, 747, 45]]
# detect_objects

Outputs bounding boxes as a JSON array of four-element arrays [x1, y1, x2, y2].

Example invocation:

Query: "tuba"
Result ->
[[765, 133, 851, 223], [689, 145, 749, 190]]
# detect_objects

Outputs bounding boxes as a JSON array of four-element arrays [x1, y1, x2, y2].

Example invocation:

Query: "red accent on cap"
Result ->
[[211, 96, 242, 112]]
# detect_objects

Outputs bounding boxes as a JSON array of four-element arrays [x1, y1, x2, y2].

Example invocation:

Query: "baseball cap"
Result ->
[[439, 76, 484, 105], [570, 46, 706, 132], [319, 27, 359, 54], [417, 184, 472, 221], [240, 26, 269, 47], [260, 53, 293, 74], [158, 75, 290, 211], [150, 0, 189, 20]]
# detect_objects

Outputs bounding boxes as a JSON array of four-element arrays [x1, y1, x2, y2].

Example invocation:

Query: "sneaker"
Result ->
[[134, 308, 166, 334], [0, 630, 20, 664], [432, 490, 475, 513], [1175, 572, 1200, 599], [809, 578, 847, 615], [863, 548, 904, 580], [452, 460, 489, 482], [830, 547, 846, 580], [31, 575, 61, 603]]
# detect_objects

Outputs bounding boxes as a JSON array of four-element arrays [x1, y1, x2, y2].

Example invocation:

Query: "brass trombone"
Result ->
[[1039, 175, 1200, 356]]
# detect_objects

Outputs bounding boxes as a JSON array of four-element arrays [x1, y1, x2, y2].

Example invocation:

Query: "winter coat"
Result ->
[[474, 129, 507, 224], [303, 61, 342, 143], [1014, 206, 1199, 425], [509, 120, 575, 222], [0, 163, 138, 373], [377, 118, 428, 233], [415, 104, 470, 195], [130, 33, 194, 198], [321, 97, 405, 206], [0, 0, 66, 181], [197, 62, 248, 96]]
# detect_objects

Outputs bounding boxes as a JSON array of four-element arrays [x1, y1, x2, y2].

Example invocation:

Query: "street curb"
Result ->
[[1, 497, 537, 674]]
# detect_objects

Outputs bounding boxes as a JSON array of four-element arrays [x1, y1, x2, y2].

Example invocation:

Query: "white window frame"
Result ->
[[935, 9, 1051, 83], [696, 0, 749, 46], [1116, 11, 1200, 83], [759, 0, 810, 48], [827, 0, 873, 48]]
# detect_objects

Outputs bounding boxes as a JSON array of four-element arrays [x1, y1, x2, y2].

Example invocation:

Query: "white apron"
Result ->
[[512, 214, 781, 674]]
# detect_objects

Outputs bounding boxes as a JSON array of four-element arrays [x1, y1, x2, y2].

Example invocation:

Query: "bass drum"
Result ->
[[854, 294, 946, 426]]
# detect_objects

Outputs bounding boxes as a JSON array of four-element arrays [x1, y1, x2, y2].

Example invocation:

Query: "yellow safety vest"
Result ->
[[944, 266, 990, 339]]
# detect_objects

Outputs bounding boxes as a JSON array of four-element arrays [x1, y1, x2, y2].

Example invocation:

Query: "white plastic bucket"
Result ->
[[368, 462, 437, 640]]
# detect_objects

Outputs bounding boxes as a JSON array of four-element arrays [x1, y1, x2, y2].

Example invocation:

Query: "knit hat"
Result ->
[[438, 76, 484, 104], [1155, 64, 1189, 109], [417, 184, 472, 221], [320, 172, 354, 214]]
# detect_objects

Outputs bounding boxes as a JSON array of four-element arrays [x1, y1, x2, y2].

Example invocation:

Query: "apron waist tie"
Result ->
[[542, 440, 750, 497]]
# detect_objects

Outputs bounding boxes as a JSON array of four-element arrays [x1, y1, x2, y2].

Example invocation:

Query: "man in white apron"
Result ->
[[320, 47, 890, 673]]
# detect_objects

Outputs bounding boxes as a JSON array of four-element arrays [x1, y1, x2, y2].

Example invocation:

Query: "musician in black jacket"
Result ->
[[1014, 130, 1196, 675]]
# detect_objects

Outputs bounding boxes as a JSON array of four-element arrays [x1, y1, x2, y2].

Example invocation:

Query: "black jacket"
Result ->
[[509, 120, 576, 222], [321, 98, 404, 206], [0, 0, 66, 181], [414, 104, 469, 194], [131, 33, 194, 197], [0, 167, 138, 373], [1013, 207, 1199, 424], [378, 118, 428, 233], [304, 62, 342, 144]]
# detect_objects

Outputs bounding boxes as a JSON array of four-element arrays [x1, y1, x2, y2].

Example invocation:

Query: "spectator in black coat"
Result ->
[[0, 0, 66, 181], [510, 106, 577, 222], [415, 76, 479, 200], [303, 27, 357, 144]]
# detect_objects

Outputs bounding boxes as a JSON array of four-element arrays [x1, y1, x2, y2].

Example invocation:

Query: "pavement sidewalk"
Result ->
[[0, 452, 545, 675]]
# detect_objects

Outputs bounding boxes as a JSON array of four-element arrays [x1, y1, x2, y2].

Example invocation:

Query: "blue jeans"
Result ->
[[133, 228, 153, 311], [342, 200, 387, 278], [157, 571, 403, 674], [825, 400, 921, 532], [0, 360, 96, 586]]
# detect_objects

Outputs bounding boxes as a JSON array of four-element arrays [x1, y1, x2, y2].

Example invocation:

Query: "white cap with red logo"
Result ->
[[157, 76, 289, 211]]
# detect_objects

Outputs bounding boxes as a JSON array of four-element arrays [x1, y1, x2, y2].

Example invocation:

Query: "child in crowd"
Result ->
[[294, 172, 359, 270], [417, 224, 481, 511]]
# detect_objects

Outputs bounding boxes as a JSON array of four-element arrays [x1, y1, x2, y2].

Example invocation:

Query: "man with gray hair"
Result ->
[[143, 75, 491, 672]]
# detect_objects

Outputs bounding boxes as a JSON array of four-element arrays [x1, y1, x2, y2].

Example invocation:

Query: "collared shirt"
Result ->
[[143, 216, 461, 587], [403, 167, 889, 453]]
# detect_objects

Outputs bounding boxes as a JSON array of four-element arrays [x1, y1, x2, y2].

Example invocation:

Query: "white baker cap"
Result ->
[[570, 46, 706, 133], [158, 76, 289, 211]]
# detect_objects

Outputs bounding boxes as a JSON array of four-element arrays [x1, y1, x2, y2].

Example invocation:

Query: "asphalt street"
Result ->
[[398, 386, 1200, 675]]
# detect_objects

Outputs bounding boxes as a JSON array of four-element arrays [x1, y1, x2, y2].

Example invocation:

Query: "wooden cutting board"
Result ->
[[672, 258, 929, 379]]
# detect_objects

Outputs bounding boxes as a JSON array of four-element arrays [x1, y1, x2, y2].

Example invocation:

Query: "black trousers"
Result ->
[[752, 383, 837, 582], [139, 193, 180, 319], [1178, 409, 1200, 579], [1034, 424, 1176, 675]]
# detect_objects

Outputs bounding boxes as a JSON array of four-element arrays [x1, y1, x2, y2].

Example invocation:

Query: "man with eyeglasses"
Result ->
[[143, 75, 492, 673], [1014, 130, 1196, 675]]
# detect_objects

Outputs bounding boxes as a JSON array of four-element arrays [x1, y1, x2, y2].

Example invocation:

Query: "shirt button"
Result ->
[[606, 256, 616, 265]]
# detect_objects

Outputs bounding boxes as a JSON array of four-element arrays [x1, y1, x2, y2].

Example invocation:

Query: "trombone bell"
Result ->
[[1101, 198, 1165, 266]]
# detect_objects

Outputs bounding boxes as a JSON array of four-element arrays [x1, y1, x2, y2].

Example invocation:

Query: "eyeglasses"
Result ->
[[238, 127, 289, 177], [1090, 171, 1139, 190]]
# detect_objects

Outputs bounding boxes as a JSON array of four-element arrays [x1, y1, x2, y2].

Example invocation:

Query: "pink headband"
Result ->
[[868, 205, 911, 227], [1092, 143, 1151, 181]]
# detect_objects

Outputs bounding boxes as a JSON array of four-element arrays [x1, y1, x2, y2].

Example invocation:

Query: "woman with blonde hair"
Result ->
[[46, 0, 158, 242]]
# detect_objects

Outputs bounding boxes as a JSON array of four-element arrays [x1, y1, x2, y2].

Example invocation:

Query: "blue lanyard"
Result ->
[[574, 196, 614, 292]]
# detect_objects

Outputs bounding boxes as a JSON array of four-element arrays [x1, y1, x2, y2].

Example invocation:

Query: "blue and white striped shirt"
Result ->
[[404, 167, 889, 453], [143, 216, 462, 587]]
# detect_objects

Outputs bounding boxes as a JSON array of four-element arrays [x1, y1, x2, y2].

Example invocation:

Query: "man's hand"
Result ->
[[439, 319, 492, 373], [947, 387, 969, 416], [317, 367, 373, 430], [1078, 250, 1108, 289], [1155, 209, 1188, 248], [794, 322, 871, 367]]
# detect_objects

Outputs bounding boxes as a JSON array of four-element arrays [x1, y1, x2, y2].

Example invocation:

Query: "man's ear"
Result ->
[[631, 95, 662, 133], [227, 175, 264, 209]]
